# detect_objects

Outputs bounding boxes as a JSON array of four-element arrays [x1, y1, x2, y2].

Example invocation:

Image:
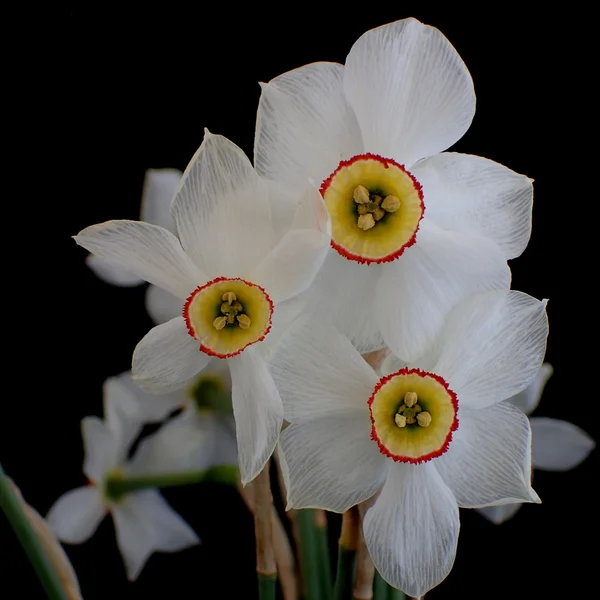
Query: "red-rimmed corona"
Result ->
[[320, 153, 424, 264], [368, 367, 458, 463], [184, 277, 274, 358]]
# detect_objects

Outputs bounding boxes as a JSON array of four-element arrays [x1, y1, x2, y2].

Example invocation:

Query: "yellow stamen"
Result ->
[[357, 213, 376, 231], [373, 207, 386, 221], [237, 314, 251, 330], [417, 412, 432, 427], [353, 185, 370, 204], [381, 195, 400, 213], [394, 414, 407, 428], [213, 316, 227, 330], [404, 391, 418, 407], [222, 291, 237, 305]]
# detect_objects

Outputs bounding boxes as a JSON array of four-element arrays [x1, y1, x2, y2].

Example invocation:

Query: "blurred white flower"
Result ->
[[46, 385, 199, 581], [478, 364, 595, 524], [107, 363, 238, 476], [75, 130, 331, 484], [273, 290, 548, 597], [255, 18, 532, 358]]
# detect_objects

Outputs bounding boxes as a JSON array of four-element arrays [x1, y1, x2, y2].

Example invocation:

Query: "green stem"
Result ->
[[297, 509, 322, 600], [258, 573, 278, 600], [104, 464, 238, 499], [373, 571, 406, 600], [0, 463, 68, 600], [332, 547, 355, 600], [315, 510, 332, 598]]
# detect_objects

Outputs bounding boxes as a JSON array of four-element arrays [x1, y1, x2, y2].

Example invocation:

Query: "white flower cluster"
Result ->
[[51, 18, 594, 597]]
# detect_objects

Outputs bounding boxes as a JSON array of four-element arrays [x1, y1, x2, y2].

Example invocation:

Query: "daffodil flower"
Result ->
[[478, 364, 595, 524], [46, 388, 199, 581], [75, 130, 331, 484], [272, 290, 548, 597], [86, 168, 184, 325], [106, 364, 238, 476], [255, 18, 531, 358]]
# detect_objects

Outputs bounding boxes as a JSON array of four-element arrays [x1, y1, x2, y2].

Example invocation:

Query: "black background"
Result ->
[[3, 5, 596, 600]]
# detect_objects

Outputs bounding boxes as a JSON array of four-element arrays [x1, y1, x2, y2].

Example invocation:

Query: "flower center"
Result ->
[[183, 277, 273, 358], [320, 153, 424, 264], [368, 367, 458, 464]]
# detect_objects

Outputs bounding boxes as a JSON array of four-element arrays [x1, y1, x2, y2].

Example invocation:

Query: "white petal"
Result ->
[[307, 252, 385, 353], [250, 230, 330, 305], [139, 168, 181, 232], [477, 503, 522, 525], [378, 219, 511, 362], [75, 220, 204, 299], [435, 403, 539, 507], [432, 290, 549, 409], [132, 317, 211, 393], [363, 462, 459, 597], [229, 347, 283, 484], [279, 413, 387, 512], [271, 316, 379, 422], [111, 490, 199, 581], [412, 153, 533, 258], [508, 363, 553, 415], [102, 378, 142, 460], [255, 62, 363, 188], [171, 130, 272, 277], [85, 254, 144, 286], [344, 18, 475, 167], [106, 371, 184, 423], [82, 417, 119, 483], [530, 417, 596, 471], [379, 353, 408, 377], [145, 283, 182, 325], [127, 410, 226, 475], [46, 487, 106, 544]]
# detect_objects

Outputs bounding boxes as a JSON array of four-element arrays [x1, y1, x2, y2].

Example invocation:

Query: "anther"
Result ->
[[222, 292, 237, 305], [404, 392, 418, 407], [417, 412, 432, 427], [213, 316, 227, 330], [237, 314, 251, 330], [394, 414, 407, 428], [358, 213, 376, 231], [353, 185, 370, 204], [381, 195, 400, 213], [373, 207, 386, 221]]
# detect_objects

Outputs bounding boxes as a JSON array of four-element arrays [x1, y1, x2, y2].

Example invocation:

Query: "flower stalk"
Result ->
[[353, 523, 375, 599], [297, 509, 323, 600], [104, 465, 238, 499], [0, 463, 69, 600], [315, 509, 333, 598], [253, 461, 277, 600], [333, 506, 360, 600]]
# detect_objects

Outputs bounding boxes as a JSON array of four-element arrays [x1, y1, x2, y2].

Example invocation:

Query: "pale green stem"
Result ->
[[0, 463, 68, 600]]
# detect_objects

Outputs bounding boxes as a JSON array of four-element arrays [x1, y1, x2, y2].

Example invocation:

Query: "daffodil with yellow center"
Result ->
[[272, 289, 548, 597], [255, 18, 533, 359], [75, 130, 331, 484]]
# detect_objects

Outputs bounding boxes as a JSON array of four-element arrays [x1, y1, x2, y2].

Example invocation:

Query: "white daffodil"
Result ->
[[255, 17, 531, 357], [75, 130, 331, 484], [86, 168, 185, 325], [106, 364, 238, 476], [272, 290, 548, 597], [479, 364, 595, 524], [46, 388, 199, 581]]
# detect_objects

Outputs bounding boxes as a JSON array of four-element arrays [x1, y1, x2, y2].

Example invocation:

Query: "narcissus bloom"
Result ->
[[46, 386, 199, 581], [86, 168, 184, 325], [255, 18, 532, 357], [479, 364, 595, 524], [75, 131, 330, 484], [107, 365, 238, 476], [273, 290, 548, 597]]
